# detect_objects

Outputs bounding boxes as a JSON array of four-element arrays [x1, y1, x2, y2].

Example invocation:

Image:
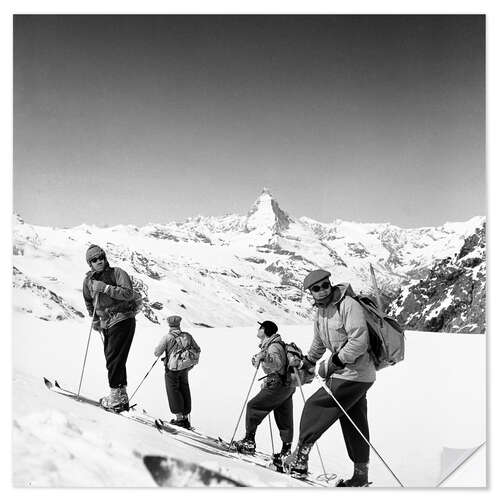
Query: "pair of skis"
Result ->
[[43, 377, 339, 487], [152, 416, 328, 486]]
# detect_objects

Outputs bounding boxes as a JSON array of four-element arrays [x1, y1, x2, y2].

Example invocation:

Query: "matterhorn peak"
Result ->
[[245, 188, 292, 234]]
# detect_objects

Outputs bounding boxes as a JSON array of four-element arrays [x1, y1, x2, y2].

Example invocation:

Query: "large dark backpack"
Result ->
[[336, 285, 405, 370]]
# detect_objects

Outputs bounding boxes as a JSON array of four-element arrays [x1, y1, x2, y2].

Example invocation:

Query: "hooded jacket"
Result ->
[[307, 283, 376, 383], [83, 265, 136, 330]]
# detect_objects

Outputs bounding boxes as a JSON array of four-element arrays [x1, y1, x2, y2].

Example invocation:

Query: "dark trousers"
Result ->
[[246, 384, 295, 443], [103, 318, 136, 388], [298, 378, 373, 463], [165, 368, 192, 415]]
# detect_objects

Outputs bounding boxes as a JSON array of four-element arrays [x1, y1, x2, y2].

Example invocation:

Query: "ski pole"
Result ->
[[315, 375, 405, 487], [293, 367, 330, 481], [129, 356, 162, 404], [268, 415, 275, 455], [77, 294, 99, 398], [229, 362, 261, 447], [369, 264, 384, 313]]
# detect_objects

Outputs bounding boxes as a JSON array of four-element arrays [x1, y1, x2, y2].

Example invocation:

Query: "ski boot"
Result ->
[[336, 463, 371, 487], [169, 418, 191, 430], [272, 442, 292, 472], [100, 387, 129, 413], [232, 435, 256, 455], [284, 442, 313, 480]]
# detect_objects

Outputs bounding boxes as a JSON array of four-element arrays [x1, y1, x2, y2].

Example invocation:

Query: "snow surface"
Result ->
[[12, 312, 486, 488]]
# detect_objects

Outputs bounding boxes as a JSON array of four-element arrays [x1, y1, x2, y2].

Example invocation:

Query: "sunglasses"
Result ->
[[90, 255, 105, 264], [310, 281, 331, 293]]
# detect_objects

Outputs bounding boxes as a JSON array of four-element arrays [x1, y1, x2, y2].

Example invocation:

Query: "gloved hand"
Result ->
[[92, 319, 102, 332], [318, 353, 345, 379], [96, 308, 110, 321], [299, 356, 316, 373], [288, 355, 302, 368], [292, 356, 316, 385], [252, 351, 267, 367], [91, 280, 108, 294]]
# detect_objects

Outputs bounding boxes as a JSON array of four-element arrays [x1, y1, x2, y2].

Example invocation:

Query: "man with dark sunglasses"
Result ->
[[286, 269, 375, 487], [82, 244, 137, 412]]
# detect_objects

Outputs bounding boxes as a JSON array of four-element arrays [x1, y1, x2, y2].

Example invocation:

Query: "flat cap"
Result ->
[[167, 315, 182, 327], [303, 269, 331, 290]]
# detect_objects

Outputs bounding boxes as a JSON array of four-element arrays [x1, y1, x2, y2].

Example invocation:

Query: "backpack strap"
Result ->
[[109, 267, 117, 286], [172, 330, 194, 353]]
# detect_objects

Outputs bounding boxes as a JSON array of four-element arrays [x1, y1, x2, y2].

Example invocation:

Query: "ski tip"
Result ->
[[55, 380, 62, 389], [43, 377, 53, 389]]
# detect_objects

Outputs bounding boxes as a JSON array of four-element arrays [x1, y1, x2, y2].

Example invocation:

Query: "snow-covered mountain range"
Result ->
[[12, 188, 485, 331]]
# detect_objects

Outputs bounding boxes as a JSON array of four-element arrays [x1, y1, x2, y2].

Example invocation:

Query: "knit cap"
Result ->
[[86, 244, 106, 266]]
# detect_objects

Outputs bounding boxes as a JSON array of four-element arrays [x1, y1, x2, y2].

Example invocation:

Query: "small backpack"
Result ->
[[271, 340, 307, 387], [336, 284, 405, 370], [167, 331, 201, 371]]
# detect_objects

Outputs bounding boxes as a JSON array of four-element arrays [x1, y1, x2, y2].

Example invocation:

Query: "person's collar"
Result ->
[[314, 285, 344, 308], [260, 332, 281, 349], [314, 289, 335, 308], [90, 262, 110, 279]]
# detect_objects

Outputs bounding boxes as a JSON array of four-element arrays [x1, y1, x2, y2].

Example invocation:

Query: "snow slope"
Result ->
[[12, 313, 486, 487]]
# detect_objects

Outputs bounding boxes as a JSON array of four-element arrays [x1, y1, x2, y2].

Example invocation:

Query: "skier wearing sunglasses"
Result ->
[[286, 269, 375, 487], [82, 244, 137, 412]]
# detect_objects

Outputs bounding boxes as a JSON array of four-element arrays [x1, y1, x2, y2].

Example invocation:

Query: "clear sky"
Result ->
[[13, 15, 485, 228]]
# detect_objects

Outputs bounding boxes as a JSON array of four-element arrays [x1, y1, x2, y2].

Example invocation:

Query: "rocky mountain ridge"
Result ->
[[388, 223, 486, 333], [12, 189, 485, 332]]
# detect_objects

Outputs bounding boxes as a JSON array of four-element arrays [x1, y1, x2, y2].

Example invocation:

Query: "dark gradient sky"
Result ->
[[14, 15, 485, 227]]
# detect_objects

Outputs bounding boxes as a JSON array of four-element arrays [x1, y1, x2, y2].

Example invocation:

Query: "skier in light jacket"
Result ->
[[286, 269, 375, 486], [233, 321, 295, 465], [82, 244, 136, 412], [154, 315, 200, 429]]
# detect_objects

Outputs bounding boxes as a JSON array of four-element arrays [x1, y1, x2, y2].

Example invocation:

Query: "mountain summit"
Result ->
[[12, 193, 485, 332], [245, 188, 293, 234]]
